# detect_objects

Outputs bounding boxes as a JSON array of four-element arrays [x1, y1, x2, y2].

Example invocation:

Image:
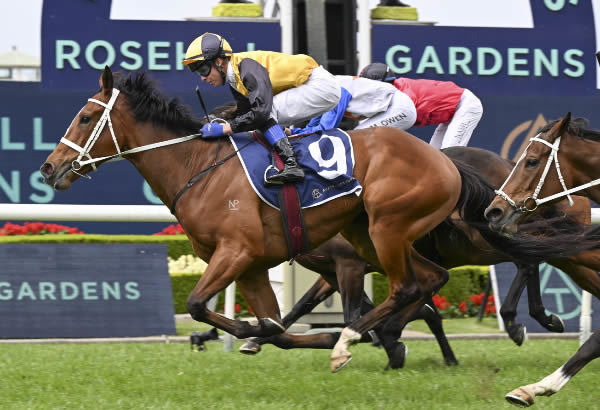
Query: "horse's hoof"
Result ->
[[385, 343, 407, 370], [445, 357, 459, 366], [546, 314, 565, 333], [509, 324, 527, 346], [239, 340, 262, 355], [505, 386, 535, 407], [330, 353, 353, 373]]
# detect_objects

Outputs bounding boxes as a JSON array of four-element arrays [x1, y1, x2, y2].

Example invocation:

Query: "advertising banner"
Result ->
[[0, 244, 175, 338]]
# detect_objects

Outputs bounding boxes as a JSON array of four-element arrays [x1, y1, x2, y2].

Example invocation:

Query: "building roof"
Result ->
[[0, 46, 40, 68]]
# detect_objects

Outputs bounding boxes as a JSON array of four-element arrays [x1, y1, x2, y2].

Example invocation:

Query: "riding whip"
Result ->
[[195, 85, 211, 124]]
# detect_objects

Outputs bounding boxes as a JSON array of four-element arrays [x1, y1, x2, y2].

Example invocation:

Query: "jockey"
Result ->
[[359, 62, 483, 149], [182, 32, 341, 184], [289, 75, 416, 135]]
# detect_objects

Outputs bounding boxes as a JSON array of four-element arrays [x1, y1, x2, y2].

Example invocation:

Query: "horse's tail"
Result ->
[[450, 157, 600, 264]]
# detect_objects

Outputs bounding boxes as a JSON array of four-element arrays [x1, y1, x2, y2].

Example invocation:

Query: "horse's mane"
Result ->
[[112, 72, 204, 135], [540, 116, 600, 142]]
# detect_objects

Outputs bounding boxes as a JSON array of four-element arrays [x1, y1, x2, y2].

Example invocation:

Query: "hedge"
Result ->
[[0, 234, 193, 260], [371, 265, 490, 306]]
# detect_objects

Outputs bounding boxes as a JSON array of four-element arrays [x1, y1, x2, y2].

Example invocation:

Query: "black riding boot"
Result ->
[[266, 137, 305, 185]]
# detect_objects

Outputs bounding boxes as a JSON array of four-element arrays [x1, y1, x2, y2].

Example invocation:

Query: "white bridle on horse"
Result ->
[[495, 132, 600, 212], [59, 88, 201, 179]]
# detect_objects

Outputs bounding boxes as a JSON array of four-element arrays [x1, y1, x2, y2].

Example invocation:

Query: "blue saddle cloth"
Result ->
[[229, 128, 363, 210]]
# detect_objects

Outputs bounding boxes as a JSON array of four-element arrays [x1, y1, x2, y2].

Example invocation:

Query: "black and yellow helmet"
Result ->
[[183, 32, 233, 70]]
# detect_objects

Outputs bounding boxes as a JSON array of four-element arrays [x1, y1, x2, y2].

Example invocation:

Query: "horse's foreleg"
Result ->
[[186, 249, 281, 339], [505, 328, 600, 407], [500, 263, 531, 346], [525, 264, 564, 333], [239, 276, 336, 354], [413, 298, 458, 366]]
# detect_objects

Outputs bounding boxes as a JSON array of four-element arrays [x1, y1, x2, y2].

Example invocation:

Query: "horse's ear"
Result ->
[[99, 66, 113, 95], [557, 112, 572, 137]]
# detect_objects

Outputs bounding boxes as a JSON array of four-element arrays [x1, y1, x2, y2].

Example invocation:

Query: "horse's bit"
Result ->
[[495, 132, 600, 213]]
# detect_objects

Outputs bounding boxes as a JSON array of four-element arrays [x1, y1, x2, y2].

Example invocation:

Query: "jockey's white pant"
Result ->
[[355, 91, 417, 130], [429, 89, 483, 149], [270, 66, 341, 127]]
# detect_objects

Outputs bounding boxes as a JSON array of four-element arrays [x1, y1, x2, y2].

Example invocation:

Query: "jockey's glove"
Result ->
[[200, 122, 224, 138]]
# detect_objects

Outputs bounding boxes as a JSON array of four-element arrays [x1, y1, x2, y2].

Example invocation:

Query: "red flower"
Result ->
[[154, 224, 185, 235], [432, 294, 450, 310], [235, 303, 241, 313], [469, 293, 484, 306], [458, 301, 467, 313]]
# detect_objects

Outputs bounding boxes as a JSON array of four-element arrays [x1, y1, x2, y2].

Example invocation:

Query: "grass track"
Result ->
[[1, 339, 598, 409]]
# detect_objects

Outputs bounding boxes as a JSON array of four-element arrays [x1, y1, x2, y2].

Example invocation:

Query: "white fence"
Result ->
[[1, 203, 599, 346]]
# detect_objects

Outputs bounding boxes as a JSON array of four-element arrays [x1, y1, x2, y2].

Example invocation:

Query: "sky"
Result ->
[[0, 0, 536, 59]]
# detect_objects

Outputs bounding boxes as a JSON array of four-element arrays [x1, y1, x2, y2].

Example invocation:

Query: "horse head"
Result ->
[[40, 66, 129, 190], [484, 113, 573, 235]]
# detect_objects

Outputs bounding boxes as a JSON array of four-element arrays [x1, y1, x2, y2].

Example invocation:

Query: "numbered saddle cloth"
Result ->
[[229, 128, 363, 209]]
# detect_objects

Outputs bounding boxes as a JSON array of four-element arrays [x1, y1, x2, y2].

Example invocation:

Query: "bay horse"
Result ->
[[484, 113, 600, 406], [39, 68, 598, 372], [240, 147, 599, 362]]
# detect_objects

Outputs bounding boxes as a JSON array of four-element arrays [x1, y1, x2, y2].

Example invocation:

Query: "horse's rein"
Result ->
[[494, 133, 590, 213], [59, 87, 203, 177]]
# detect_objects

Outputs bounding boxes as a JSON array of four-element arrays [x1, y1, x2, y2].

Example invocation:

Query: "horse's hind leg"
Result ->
[[331, 245, 448, 372]]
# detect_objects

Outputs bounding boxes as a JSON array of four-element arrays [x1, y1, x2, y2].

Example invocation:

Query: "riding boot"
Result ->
[[266, 137, 305, 185]]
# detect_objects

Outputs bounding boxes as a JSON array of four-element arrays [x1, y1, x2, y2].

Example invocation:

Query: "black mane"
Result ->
[[113, 72, 203, 135], [540, 116, 600, 142]]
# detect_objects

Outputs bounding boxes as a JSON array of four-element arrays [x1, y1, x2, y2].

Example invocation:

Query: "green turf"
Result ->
[[1, 340, 596, 409]]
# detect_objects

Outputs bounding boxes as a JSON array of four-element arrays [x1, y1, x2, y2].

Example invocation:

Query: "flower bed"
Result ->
[[0, 222, 83, 235], [432, 293, 496, 318]]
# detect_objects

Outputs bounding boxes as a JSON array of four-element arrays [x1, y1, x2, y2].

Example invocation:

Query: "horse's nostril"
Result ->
[[484, 207, 504, 223], [40, 163, 54, 178]]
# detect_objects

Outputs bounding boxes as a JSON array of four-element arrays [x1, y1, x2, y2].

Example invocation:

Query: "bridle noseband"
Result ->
[[59, 87, 202, 178], [495, 131, 600, 213]]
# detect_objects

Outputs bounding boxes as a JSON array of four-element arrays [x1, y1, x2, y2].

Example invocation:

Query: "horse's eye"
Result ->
[[525, 158, 539, 168], [80, 115, 91, 124]]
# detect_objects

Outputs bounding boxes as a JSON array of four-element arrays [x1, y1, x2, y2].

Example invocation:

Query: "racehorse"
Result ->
[[484, 113, 600, 406], [240, 147, 599, 361], [39, 68, 598, 372]]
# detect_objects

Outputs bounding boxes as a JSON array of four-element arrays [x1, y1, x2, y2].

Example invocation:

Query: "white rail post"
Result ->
[[223, 282, 237, 352], [580, 290, 592, 346], [357, 0, 372, 74]]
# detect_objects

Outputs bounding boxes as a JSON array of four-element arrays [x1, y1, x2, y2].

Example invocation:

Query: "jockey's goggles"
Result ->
[[188, 60, 213, 77]]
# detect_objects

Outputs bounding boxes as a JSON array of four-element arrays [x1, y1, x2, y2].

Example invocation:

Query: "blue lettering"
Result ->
[[33, 117, 56, 151], [120, 41, 143, 70], [125, 282, 141, 300], [30, 172, 54, 203], [17, 282, 36, 300], [56, 40, 81, 69], [148, 41, 170, 70], [85, 40, 116, 70], [82, 282, 99, 300], [0, 171, 19, 203], [1, 117, 26, 150], [38, 282, 57, 300], [563, 49, 584, 77], [0, 282, 13, 300], [102, 282, 121, 300]]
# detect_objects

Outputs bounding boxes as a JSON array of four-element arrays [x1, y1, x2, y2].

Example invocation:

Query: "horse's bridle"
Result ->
[[59, 87, 201, 178], [494, 132, 600, 213]]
